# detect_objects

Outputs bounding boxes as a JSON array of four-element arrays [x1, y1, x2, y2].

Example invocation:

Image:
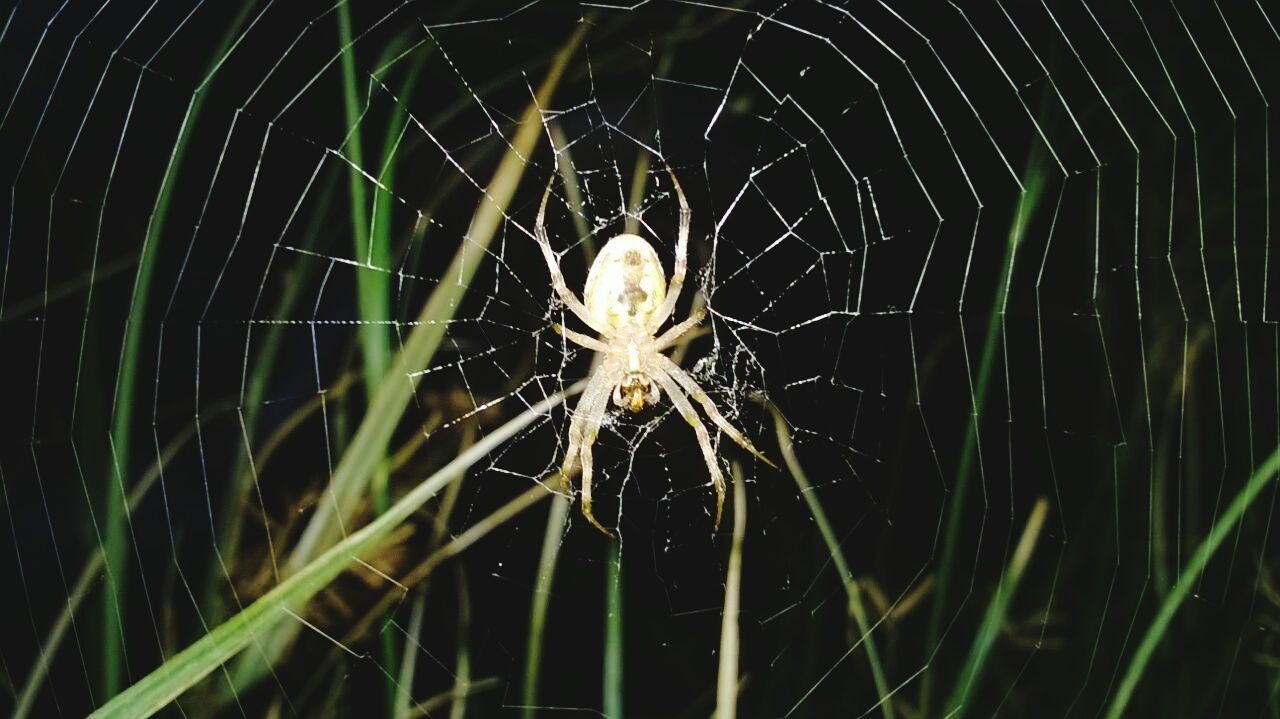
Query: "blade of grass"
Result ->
[[284, 19, 588, 573], [521, 492, 572, 719], [101, 2, 256, 697], [88, 383, 580, 719], [547, 124, 595, 264], [943, 497, 1049, 717], [13, 401, 232, 718], [407, 677, 502, 718], [346, 479, 562, 644], [221, 28, 587, 692], [213, 163, 341, 616], [336, 2, 392, 513], [449, 565, 472, 719], [1105, 444, 1280, 719], [764, 401, 894, 719], [0, 251, 137, 323], [336, 12, 423, 705], [604, 539, 624, 718], [715, 462, 747, 719], [623, 151, 651, 236], [924, 160, 1048, 709], [392, 589, 426, 719]]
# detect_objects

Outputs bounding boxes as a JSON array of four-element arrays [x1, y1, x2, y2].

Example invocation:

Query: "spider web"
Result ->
[[1, 1, 1278, 716]]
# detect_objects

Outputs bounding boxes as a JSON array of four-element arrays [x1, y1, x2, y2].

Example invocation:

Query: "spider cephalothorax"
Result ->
[[534, 164, 775, 536]]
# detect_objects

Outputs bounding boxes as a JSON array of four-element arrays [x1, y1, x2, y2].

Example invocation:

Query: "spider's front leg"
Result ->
[[535, 176, 606, 334]]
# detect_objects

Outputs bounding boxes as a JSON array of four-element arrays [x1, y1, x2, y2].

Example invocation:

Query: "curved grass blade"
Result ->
[[1105, 444, 1280, 719], [100, 2, 257, 697], [766, 400, 894, 718], [88, 384, 579, 719], [283, 18, 588, 573], [214, 23, 588, 695], [943, 497, 1049, 717]]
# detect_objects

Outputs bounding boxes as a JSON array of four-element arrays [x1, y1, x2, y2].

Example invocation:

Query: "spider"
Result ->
[[534, 164, 775, 536]]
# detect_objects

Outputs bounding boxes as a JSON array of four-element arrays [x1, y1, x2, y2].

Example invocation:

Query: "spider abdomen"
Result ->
[[583, 234, 667, 333]]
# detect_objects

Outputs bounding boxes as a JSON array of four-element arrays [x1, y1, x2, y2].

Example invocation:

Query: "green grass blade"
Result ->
[[335, 7, 400, 704], [393, 589, 426, 719], [284, 21, 587, 572], [766, 402, 894, 719], [87, 385, 579, 719], [604, 539, 624, 718], [223, 25, 588, 694], [101, 4, 256, 696], [521, 493, 571, 718], [449, 566, 473, 719], [925, 161, 1048, 708], [943, 497, 1049, 717], [715, 463, 746, 719], [337, 1, 389, 400], [336, 0, 391, 512], [1105, 444, 1280, 719]]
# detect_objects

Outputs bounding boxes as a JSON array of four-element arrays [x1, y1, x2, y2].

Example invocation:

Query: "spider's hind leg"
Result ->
[[566, 364, 621, 538], [579, 428, 614, 538], [650, 368, 728, 530]]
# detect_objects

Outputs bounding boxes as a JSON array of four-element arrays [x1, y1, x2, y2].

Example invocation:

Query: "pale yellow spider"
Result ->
[[534, 166, 775, 536]]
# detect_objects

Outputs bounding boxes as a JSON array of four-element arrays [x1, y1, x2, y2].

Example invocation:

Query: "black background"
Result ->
[[1, 1, 1277, 716]]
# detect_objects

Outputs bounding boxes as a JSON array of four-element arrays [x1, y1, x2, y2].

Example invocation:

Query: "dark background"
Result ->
[[1, 1, 1276, 716]]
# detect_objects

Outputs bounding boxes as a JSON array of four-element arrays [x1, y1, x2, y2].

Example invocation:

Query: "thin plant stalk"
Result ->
[[449, 565, 473, 719], [345, 480, 564, 644], [521, 492, 572, 719], [548, 124, 595, 264], [766, 401, 894, 719], [393, 590, 427, 719], [407, 678, 502, 718], [604, 539, 624, 718], [715, 462, 747, 719], [944, 497, 1049, 716]]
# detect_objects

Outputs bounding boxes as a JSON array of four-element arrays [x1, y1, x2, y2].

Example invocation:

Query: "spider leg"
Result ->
[[560, 365, 614, 480], [649, 368, 728, 530], [648, 164, 691, 334], [652, 307, 705, 351], [656, 355, 777, 469], [552, 322, 609, 352], [535, 175, 608, 334], [561, 362, 621, 536]]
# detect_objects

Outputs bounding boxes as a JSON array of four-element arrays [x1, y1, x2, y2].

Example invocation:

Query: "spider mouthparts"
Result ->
[[616, 374, 656, 413]]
